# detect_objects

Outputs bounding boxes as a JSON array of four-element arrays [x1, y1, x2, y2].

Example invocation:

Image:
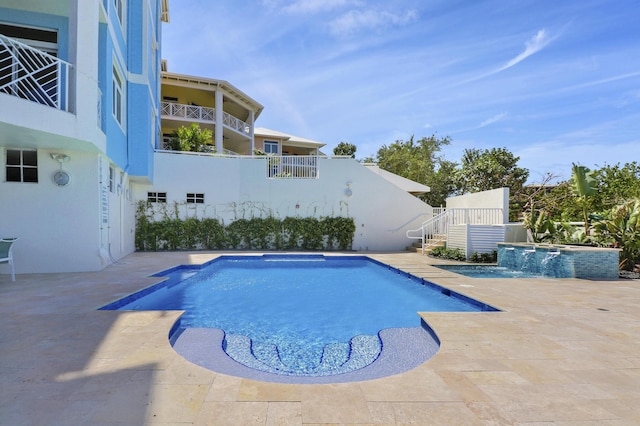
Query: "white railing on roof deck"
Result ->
[[161, 101, 250, 136], [406, 208, 504, 254], [266, 155, 318, 179], [0, 34, 72, 112], [156, 147, 240, 156]]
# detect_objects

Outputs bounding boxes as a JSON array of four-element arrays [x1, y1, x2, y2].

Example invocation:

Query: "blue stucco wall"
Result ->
[[0, 8, 69, 61]]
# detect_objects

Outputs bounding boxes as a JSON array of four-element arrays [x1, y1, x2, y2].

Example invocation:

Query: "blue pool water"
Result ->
[[435, 264, 543, 278], [102, 255, 496, 377]]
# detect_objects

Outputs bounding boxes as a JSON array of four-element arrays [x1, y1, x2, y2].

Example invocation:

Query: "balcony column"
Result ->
[[248, 109, 255, 155], [215, 89, 223, 153]]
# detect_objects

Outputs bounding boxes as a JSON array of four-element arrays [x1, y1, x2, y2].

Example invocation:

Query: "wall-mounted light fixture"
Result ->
[[344, 181, 353, 197], [50, 153, 70, 163], [50, 153, 71, 186]]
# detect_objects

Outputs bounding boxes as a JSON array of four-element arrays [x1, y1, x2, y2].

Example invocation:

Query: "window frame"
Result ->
[[112, 62, 125, 128], [186, 193, 205, 204], [264, 140, 279, 155], [113, 0, 126, 31], [5, 149, 38, 183], [147, 192, 167, 203]]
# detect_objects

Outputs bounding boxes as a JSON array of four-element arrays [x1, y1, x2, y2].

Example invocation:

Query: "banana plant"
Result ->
[[571, 163, 597, 235], [592, 198, 640, 271], [523, 210, 556, 242]]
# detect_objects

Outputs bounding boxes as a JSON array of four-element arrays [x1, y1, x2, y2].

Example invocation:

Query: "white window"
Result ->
[[112, 63, 124, 126], [264, 141, 278, 155]]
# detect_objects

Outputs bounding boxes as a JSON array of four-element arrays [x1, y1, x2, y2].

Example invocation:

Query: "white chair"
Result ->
[[0, 238, 18, 282]]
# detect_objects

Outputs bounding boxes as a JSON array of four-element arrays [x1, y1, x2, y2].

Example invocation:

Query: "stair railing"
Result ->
[[406, 209, 449, 255], [406, 207, 504, 254]]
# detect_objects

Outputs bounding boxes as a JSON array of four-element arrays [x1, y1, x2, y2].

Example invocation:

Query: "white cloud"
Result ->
[[329, 9, 418, 37], [282, 0, 361, 14], [479, 112, 508, 128], [499, 29, 555, 71]]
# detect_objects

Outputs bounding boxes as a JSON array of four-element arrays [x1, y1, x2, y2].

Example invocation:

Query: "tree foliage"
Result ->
[[374, 134, 452, 205], [333, 141, 357, 158], [537, 162, 640, 224], [592, 198, 640, 271], [424, 159, 458, 207], [455, 147, 529, 195], [593, 162, 640, 208], [169, 123, 213, 152]]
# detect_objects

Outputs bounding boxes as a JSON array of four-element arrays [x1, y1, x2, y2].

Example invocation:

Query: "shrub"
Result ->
[[429, 246, 466, 261], [469, 251, 497, 263], [134, 202, 356, 252]]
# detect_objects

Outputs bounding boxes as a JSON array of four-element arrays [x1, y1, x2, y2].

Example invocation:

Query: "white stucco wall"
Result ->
[[1, 151, 93, 273], [446, 187, 510, 223], [0, 151, 136, 275], [134, 153, 432, 251]]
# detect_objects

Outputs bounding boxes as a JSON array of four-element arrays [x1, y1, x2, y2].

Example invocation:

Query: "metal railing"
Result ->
[[266, 155, 318, 179], [406, 208, 504, 254], [0, 34, 72, 112], [161, 101, 250, 136], [156, 147, 240, 156]]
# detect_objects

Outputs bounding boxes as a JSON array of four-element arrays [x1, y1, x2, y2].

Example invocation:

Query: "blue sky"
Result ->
[[162, 0, 640, 183]]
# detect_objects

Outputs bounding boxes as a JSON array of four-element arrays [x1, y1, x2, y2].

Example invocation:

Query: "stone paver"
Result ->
[[1, 251, 639, 425]]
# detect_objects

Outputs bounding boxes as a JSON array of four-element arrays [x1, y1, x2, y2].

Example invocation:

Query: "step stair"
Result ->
[[406, 234, 447, 254], [223, 333, 382, 376]]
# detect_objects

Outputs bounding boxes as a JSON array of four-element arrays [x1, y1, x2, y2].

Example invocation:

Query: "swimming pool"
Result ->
[[101, 255, 497, 382]]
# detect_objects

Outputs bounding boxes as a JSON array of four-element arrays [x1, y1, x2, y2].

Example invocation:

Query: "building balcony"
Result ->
[[161, 101, 250, 137], [0, 31, 106, 153], [0, 34, 73, 113], [161, 100, 255, 154]]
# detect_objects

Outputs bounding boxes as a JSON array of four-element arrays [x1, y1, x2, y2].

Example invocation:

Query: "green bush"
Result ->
[[429, 246, 466, 261], [469, 251, 497, 263], [134, 202, 356, 252]]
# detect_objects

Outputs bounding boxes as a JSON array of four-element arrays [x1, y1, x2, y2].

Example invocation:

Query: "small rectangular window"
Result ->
[[147, 192, 167, 203], [186, 193, 204, 204], [264, 141, 278, 154], [6, 149, 38, 183]]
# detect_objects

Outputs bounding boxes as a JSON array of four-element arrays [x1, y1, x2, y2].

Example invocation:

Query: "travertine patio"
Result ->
[[1, 251, 639, 425]]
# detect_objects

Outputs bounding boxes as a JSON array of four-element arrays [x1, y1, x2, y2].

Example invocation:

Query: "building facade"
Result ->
[[0, 0, 167, 273], [1, 1, 436, 277]]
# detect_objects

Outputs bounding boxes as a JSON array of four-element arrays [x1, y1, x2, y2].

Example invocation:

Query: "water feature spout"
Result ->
[[500, 247, 517, 270], [521, 248, 537, 273], [541, 251, 561, 277]]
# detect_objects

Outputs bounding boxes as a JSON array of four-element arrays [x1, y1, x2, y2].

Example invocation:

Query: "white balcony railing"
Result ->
[[0, 34, 72, 112], [266, 155, 318, 179], [161, 101, 250, 136]]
